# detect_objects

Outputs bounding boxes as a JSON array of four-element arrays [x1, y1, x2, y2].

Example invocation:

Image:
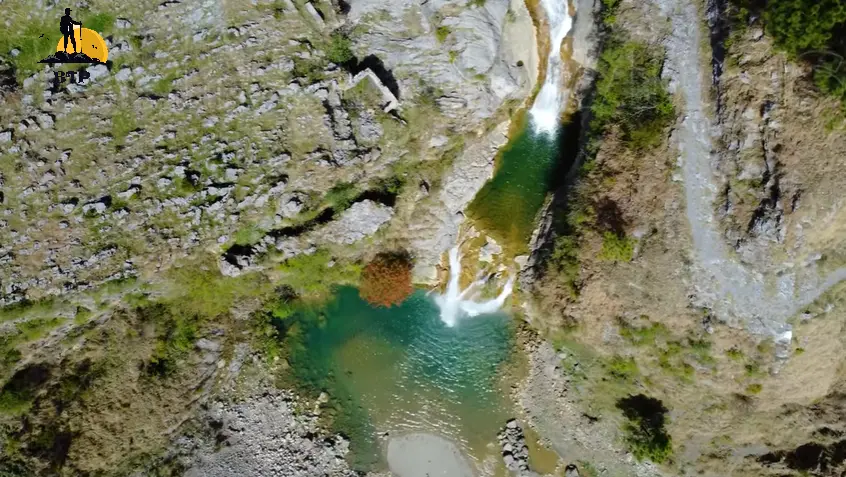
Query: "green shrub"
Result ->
[[598, 232, 634, 262], [324, 182, 359, 211], [731, 0, 846, 110], [745, 383, 763, 394], [326, 32, 355, 65], [762, 0, 846, 57], [590, 38, 675, 151], [617, 394, 673, 463], [549, 235, 581, 298]]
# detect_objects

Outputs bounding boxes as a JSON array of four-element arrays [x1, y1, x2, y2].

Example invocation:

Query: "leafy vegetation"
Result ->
[[598, 0, 622, 26], [436, 26, 451, 43], [277, 250, 362, 301], [0, 17, 56, 82], [606, 355, 639, 382], [598, 231, 635, 262], [731, 0, 846, 110], [359, 251, 413, 307], [292, 57, 327, 83], [324, 182, 359, 211], [548, 236, 582, 298], [617, 394, 673, 463], [326, 31, 355, 65], [590, 37, 675, 151]]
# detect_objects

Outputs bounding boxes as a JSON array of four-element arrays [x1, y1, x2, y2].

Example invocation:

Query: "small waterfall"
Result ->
[[529, 0, 574, 135], [434, 248, 514, 327]]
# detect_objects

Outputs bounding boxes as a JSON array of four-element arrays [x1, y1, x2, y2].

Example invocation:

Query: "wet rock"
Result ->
[[498, 419, 530, 473]]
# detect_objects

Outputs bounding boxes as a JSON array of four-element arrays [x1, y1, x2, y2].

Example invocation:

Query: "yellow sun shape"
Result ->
[[56, 25, 109, 62]]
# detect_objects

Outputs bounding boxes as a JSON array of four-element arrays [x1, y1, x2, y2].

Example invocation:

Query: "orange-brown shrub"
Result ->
[[360, 252, 413, 307]]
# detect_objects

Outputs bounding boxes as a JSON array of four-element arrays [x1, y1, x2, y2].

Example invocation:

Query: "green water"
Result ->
[[468, 122, 560, 253], [284, 287, 515, 472]]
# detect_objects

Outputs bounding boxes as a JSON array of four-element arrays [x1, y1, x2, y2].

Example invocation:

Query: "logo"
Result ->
[[37, 7, 109, 88]]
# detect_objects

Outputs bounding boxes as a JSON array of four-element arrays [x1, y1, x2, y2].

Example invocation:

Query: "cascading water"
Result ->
[[529, 0, 574, 135], [434, 247, 515, 327]]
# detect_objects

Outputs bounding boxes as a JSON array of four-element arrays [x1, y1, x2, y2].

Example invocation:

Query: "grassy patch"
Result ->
[[324, 182, 359, 211], [81, 12, 116, 35], [233, 224, 265, 246], [277, 250, 362, 301], [606, 355, 639, 381], [436, 26, 451, 43], [598, 231, 635, 262], [16, 317, 63, 341], [111, 109, 137, 144], [292, 57, 327, 84], [165, 262, 273, 319]]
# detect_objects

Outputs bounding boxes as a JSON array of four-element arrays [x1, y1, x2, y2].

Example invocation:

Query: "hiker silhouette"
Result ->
[[60, 8, 81, 53]]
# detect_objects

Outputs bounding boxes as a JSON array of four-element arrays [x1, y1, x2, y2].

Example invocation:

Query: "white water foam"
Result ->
[[434, 247, 514, 327], [529, 0, 574, 135]]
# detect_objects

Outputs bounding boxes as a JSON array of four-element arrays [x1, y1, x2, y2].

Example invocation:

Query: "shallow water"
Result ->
[[467, 123, 560, 253], [285, 287, 516, 471]]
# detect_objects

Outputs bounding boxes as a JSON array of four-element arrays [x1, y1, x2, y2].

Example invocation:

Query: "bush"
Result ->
[[616, 394, 673, 463], [590, 38, 675, 151], [326, 32, 355, 65], [762, 0, 846, 57], [359, 252, 413, 307], [549, 235, 581, 298]]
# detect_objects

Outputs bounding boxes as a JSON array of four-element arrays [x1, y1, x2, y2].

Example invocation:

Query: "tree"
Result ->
[[359, 252, 413, 307]]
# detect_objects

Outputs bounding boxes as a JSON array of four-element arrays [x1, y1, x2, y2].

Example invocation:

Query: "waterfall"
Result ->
[[529, 0, 574, 135], [434, 247, 515, 327]]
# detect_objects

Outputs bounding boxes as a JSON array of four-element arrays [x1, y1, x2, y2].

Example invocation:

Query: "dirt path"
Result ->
[[657, 0, 846, 337]]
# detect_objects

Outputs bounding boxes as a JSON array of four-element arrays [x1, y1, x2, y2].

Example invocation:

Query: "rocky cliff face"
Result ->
[[0, 0, 536, 305], [0, 0, 537, 473]]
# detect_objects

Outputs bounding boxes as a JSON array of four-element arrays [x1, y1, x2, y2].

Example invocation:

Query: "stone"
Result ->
[[315, 200, 393, 245], [0, 130, 12, 143], [115, 68, 132, 82], [304, 3, 325, 27], [87, 64, 110, 83]]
